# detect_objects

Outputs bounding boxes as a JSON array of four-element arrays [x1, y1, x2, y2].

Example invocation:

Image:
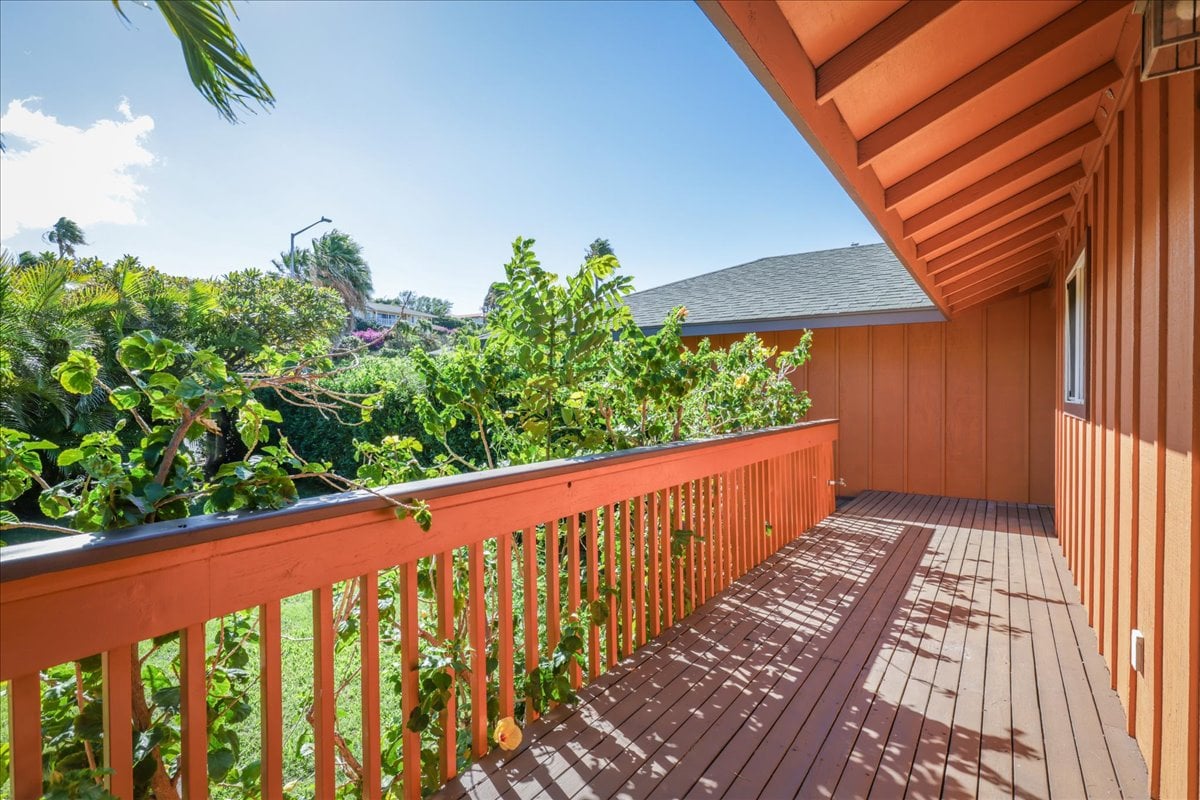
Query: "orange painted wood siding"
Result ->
[[688, 289, 1055, 504], [1054, 68, 1197, 800]]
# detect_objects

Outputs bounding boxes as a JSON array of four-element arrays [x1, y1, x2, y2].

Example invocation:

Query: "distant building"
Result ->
[[361, 302, 436, 328]]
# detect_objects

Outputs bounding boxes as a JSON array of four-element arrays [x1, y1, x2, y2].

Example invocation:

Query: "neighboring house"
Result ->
[[625, 242, 943, 336], [360, 302, 436, 328], [628, 242, 1056, 508]]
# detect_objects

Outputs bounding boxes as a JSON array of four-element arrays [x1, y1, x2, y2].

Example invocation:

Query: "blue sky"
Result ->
[[0, 0, 876, 313]]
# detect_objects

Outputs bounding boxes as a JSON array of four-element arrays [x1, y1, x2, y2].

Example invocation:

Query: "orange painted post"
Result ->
[[468, 542, 488, 757], [313, 586, 336, 799], [633, 495, 647, 647], [564, 518, 581, 689], [8, 673, 42, 800], [398, 562, 421, 800], [697, 477, 709, 604], [497, 534, 515, 712], [661, 488, 675, 629], [722, 472, 731, 590], [259, 600, 284, 800], [620, 501, 632, 659], [436, 552, 457, 781], [737, 466, 747, 576], [359, 575, 381, 800], [181, 623, 209, 799], [672, 485, 684, 621], [682, 481, 693, 614], [546, 521, 561, 657], [522, 527, 540, 721], [688, 481, 699, 609], [648, 491, 662, 637], [605, 505, 618, 669], [586, 510, 601, 680], [753, 462, 763, 566], [103, 644, 135, 799]]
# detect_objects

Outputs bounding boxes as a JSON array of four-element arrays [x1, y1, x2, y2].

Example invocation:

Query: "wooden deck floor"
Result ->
[[438, 492, 1148, 800]]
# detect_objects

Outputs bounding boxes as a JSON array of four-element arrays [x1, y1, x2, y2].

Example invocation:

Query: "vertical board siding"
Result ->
[[869, 326, 906, 491], [1055, 69, 1197, 800], [684, 289, 1054, 503]]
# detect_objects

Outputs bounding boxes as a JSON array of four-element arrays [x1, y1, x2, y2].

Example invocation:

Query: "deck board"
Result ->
[[436, 492, 1149, 800]]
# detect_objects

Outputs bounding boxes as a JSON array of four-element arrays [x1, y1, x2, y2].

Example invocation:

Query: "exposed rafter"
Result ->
[[914, 164, 1084, 257], [856, 1, 1126, 167], [950, 271, 1056, 314], [815, 1, 958, 102], [900, 124, 1098, 236], [945, 260, 1055, 307], [883, 62, 1122, 208], [927, 197, 1074, 273], [937, 239, 1061, 291], [926, 220, 1060, 286]]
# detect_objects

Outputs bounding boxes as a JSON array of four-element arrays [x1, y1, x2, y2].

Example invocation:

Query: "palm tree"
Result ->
[[0, 253, 117, 436], [274, 230, 373, 314], [42, 218, 88, 259], [111, 0, 274, 124]]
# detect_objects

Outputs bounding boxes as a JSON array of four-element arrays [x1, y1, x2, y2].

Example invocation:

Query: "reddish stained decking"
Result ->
[[438, 491, 1148, 800]]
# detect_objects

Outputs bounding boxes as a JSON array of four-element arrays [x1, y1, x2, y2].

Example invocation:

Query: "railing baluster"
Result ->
[[102, 644, 134, 799], [718, 473, 728, 591], [676, 484, 686, 623], [633, 495, 647, 647], [565, 518, 582, 689], [313, 586, 336, 799], [547, 520, 561, 657], [605, 505, 618, 670], [359, 574, 382, 800], [790, 451, 798, 539], [436, 551, 457, 781], [648, 491, 661, 637], [685, 480, 696, 614], [662, 489, 672, 633], [398, 561, 421, 800], [696, 478, 707, 605], [586, 510, 601, 680], [181, 623, 208, 799], [731, 468, 741, 579], [523, 527, 539, 720], [468, 542, 488, 756], [620, 501, 633, 659], [498, 534, 515, 713], [8, 673, 42, 799], [757, 463, 765, 558], [259, 600, 283, 800]]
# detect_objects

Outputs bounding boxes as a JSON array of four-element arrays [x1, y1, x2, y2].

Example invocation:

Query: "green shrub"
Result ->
[[274, 355, 485, 478]]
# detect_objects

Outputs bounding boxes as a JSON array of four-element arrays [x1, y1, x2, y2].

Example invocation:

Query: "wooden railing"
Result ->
[[0, 420, 837, 799]]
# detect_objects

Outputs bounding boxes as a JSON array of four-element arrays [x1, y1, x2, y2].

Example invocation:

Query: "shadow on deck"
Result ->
[[437, 491, 1148, 800]]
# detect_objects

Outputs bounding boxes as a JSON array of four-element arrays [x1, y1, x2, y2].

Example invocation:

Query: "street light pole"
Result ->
[[289, 216, 332, 274]]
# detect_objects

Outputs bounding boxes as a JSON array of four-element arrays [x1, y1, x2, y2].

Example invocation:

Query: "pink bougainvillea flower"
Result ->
[[494, 716, 522, 751]]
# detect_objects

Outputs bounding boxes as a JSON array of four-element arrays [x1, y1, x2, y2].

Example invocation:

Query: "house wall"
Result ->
[[684, 287, 1055, 504], [1053, 69, 1197, 799]]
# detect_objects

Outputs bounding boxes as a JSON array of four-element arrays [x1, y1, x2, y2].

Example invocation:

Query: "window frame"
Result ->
[[1063, 246, 1087, 414]]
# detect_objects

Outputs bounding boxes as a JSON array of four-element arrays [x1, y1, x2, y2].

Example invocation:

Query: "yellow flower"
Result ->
[[494, 716, 522, 751], [734, 374, 750, 389]]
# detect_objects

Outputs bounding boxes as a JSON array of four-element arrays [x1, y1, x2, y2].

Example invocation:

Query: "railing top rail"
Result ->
[[0, 419, 837, 583]]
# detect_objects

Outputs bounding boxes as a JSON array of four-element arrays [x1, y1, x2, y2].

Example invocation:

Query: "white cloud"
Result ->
[[0, 98, 155, 241]]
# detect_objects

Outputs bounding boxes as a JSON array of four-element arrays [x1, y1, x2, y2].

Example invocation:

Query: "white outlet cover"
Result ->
[[1131, 629, 1145, 673]]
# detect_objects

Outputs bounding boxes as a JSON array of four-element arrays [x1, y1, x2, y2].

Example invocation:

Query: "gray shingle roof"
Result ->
[[626, 243, 941, 333]]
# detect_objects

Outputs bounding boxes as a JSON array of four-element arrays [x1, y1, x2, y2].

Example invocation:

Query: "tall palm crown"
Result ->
[[274, 230, 373, 314], [43, 218, 88, 259]]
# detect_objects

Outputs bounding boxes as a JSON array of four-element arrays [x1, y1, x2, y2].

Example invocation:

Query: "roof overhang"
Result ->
[[640, 305, 946, 337], [699, 0, 1142, 316]]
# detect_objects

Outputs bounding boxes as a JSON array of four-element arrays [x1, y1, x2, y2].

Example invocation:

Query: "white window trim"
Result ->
[[1064, 249, 1087, 405]]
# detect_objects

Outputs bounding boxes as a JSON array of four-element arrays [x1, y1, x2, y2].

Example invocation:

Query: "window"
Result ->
[[1064, 249, 1086, 405]]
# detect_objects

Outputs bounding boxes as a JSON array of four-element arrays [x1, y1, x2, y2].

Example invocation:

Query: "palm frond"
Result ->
[[112, 0, 274, 124]]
